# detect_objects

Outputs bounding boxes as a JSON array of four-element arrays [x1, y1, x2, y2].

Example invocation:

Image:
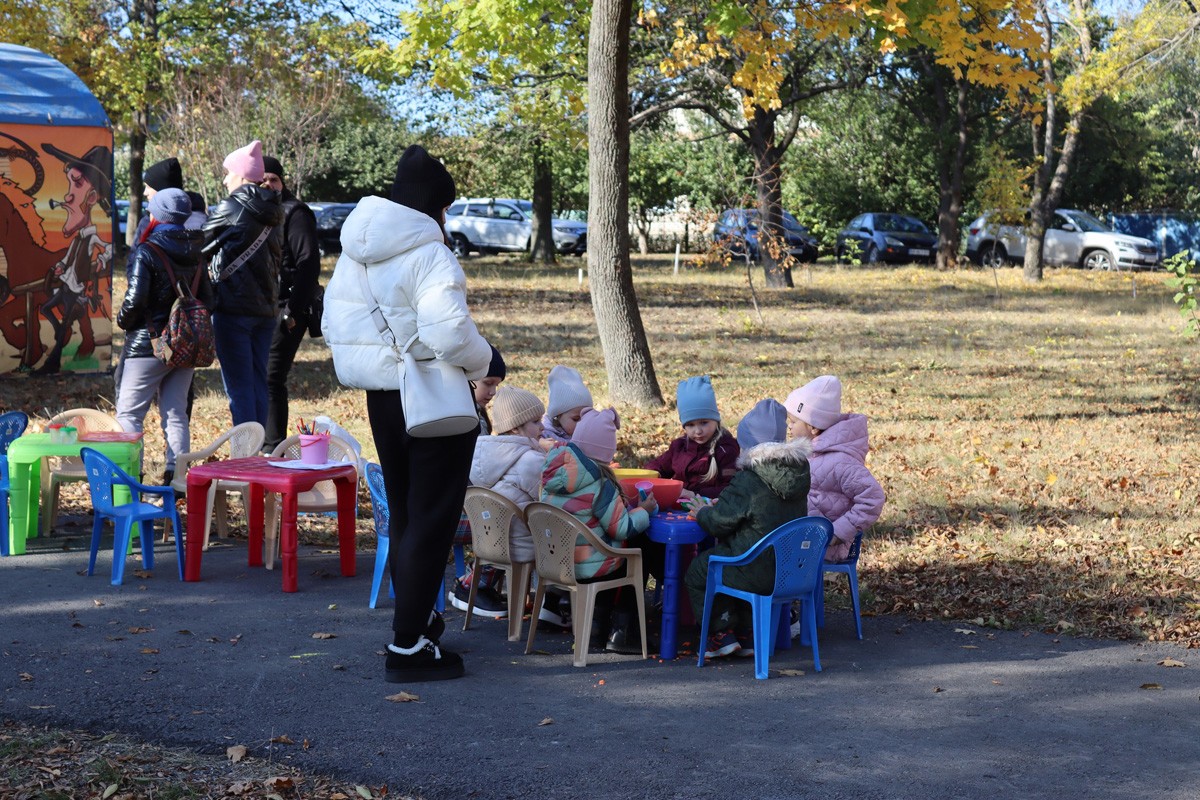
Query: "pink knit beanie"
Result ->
[[784, 375, 842, 431], [223, 140, 265, 182], [571, 407, 620, 464]]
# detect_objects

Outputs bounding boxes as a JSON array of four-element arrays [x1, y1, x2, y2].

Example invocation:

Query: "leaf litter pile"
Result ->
[[5, 257, 1198, 790]]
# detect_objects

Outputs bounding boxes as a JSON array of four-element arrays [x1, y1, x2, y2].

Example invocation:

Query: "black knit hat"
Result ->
[[487, 345, 506, 379], [261, 156, 284, 179], [390, 144, 456, 221], [143, 157, 183, 191]]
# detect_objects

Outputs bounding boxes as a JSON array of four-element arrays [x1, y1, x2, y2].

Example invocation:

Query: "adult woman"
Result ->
[[324, 145, 492, 682], [115, 188, 212, 479], [202, 140, 283, 426]]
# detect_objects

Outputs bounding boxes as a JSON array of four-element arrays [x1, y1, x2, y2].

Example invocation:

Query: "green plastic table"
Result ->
[[5, 433, 144, 555]]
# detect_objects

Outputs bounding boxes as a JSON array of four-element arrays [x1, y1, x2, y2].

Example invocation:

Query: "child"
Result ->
[[784, 375, 885, 563], [645, 376, 740, 499], [684, 434, 812, 658], [449, 345, 509, 616], [736, 399, 788, 450], [468, 385, 568, 626], [541, 407, 658, 653], [540, 365, 593, 447]]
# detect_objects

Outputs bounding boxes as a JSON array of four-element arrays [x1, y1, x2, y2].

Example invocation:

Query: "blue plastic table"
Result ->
[[646, 512, 709, 660]]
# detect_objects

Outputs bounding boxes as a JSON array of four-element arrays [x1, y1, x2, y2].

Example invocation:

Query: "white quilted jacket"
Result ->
[[321, 196, 492, 390]]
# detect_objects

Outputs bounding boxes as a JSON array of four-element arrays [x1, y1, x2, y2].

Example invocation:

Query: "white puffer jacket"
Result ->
[[321, 196, 492, 391], [470, 433, 543, 562]]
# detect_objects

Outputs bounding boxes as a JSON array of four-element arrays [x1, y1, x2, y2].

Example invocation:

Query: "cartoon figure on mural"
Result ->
[[33, 143, 112, 374]]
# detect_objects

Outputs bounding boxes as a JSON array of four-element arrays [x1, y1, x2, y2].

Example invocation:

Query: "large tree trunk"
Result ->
[[528, 136, 556, 264], [748, 107, 793, 288], [126, 0, 158, 249], [935, 75, 969, 270], [588, 0, 662, 407]]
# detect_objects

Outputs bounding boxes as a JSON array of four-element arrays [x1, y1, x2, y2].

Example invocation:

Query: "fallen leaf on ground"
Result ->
[[19, 672, 33, 681], [954, 628, 976, 635], [102, 784, 118, 799], [355, 786, 374, 799], [311, 632, 336, 640], [270, 735, 294, 744], [933, 686, 944, 693], [776, 668, 805, 676], [227, 744, 248, 762], [961, 645, 978, 649], [538, 717, 553, 726], [140, 648, 159, 654], [1158, 658, 1186, 668], [127, 627, 152, 634], [385, 692, 419, 703], [1140, 683, 1162, 690], [265, 776, 295, 790], [133, 570, 152, 579]]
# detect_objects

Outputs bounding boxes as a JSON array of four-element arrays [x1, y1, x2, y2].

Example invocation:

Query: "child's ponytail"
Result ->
[[702, 427, 729, 483]]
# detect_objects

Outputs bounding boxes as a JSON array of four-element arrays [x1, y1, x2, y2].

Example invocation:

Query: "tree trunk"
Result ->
[[528, 136, 556, 264], [748, 107, 792, 288], [126, 0, 158, 249], [634, 207, 650, 254], [935, 75, 969, 270], [588, 0, 662, 407]]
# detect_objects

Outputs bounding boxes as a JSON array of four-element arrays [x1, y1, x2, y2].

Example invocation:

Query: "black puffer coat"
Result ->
[[117, 225, 212, 359], [202, 183, 283, 317], [274, 188, 320, 320]]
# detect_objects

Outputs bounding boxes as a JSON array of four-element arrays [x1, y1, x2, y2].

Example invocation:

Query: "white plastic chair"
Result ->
[[462, 487, 535, 642], [523, 502, 648, 668], [41, 409, 122, 537], [263, 433, 359, 569], [171, 422, 265, 548]]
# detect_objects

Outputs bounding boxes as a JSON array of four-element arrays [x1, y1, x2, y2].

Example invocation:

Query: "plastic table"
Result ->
[[184, 456, 358, 592], [5, 433, 144, 555], [647, 511, 709, 660]]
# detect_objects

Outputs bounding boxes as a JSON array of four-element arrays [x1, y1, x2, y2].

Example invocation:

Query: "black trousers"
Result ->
[[264, 316, 307, 451], [367, 390, 479, 643]]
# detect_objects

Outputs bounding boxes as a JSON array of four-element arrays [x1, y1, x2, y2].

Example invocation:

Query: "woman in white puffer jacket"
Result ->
[[323, 145, 492, 683]]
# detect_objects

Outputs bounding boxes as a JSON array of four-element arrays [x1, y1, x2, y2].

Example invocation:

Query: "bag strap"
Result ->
[[144, 241, 198, 300], [213, 224, 271, 283], [352, 261, 414, 358]]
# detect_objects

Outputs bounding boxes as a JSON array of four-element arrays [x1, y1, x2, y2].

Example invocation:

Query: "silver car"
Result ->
[[444, 198, 587, 257], [966, 209, 1160, 271]]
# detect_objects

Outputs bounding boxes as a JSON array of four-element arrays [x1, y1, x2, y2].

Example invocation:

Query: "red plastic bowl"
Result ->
[[619, 477, 684, 510]]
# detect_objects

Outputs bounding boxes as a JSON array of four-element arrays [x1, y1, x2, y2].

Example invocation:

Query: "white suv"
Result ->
[[965, 209, 1160, 271], [444, 198, 587, 257]]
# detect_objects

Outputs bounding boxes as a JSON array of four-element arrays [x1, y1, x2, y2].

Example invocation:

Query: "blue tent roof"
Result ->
[[0, 43, 110, 128]]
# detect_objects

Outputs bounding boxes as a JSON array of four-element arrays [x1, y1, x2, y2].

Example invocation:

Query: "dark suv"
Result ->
[[712, 208, 819, 263], [313, 203, 357, 257]]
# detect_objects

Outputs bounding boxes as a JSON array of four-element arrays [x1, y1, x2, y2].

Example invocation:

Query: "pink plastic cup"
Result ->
[[299, 433, 329, 465]]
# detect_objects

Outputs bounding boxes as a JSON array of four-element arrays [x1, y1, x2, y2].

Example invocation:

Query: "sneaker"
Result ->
[[703, 629, 742, 659], [605, 612, 645, 655], [448, 579, 507, 618], [733, 628, 755, 657], [537, 593, 569, 629], [385, 636, 464, 682]]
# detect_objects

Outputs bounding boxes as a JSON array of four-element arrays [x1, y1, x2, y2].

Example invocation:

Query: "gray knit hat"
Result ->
[[148, 187, 192, 225], [490, 386, 545, 434], [546, 365, 593, 419]]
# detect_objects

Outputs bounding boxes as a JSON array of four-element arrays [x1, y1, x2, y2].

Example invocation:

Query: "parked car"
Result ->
[[314, 202, 357, 257], [1107, 210, 1200, 263], [711, 208, 819, 263], [835, 213, 937, 264], [114, 199, 147, 239], [965, 209, 1160, 271], [444, 198, 588, 257]]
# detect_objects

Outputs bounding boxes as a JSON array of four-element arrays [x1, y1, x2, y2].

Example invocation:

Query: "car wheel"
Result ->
[[1083, 249, 1116, 271], [866, 244, 880, 264], [981, 242, 1007, 269], [835, 245, 845, 264], [450, 234, 471, 258]]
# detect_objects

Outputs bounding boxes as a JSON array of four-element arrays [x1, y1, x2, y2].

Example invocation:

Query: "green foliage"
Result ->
[[1165, 251, 1200, 337]]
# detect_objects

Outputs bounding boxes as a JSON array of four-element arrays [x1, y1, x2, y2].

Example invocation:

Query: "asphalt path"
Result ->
[[2, 533, 1197, 799]]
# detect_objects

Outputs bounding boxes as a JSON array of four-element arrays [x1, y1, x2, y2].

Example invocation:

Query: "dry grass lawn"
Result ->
[[9, 254, 1199, 645]]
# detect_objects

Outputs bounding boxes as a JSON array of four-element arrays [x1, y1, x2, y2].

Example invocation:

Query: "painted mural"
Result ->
[[0, 126, 113, 375]]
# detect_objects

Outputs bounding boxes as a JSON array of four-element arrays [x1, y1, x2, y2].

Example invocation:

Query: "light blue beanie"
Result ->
[[737, 399, 787, 449], [677, 375, 720, 425]]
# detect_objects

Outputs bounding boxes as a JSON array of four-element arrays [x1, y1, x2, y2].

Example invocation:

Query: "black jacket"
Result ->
[[275, 188, 320, 320], [202, 183, 283, 317], [117, 224, 212, 359]]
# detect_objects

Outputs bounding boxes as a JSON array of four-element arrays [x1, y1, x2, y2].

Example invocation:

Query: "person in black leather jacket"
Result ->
[[202, 140, 283, 427], [260, 156, 321, 452], [115, 188, 213, 477]]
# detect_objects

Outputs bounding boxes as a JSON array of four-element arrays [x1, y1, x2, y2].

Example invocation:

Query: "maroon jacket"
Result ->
[[645, 432, 740, 498]]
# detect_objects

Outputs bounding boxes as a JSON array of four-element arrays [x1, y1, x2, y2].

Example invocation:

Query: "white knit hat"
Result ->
[[784, 375, 842, 431], [546, 365, 593, 419], [490, 386, 545, 434]]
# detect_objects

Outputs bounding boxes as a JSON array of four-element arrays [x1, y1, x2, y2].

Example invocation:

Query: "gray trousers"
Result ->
[[115, 356, 194, 472]]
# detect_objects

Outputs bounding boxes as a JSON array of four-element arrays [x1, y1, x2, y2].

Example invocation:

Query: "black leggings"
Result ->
[[367, 390, 479, 644]]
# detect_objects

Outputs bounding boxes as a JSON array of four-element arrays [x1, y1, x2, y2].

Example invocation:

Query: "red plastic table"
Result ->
[[647, 511, 710, 660], [184, 456, 358, 592]]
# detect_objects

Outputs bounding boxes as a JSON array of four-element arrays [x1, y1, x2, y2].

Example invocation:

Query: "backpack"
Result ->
[[145, 242, 215, 369]]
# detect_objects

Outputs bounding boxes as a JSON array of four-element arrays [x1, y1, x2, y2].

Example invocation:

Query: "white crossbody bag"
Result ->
[[353, 264, 478, 437]]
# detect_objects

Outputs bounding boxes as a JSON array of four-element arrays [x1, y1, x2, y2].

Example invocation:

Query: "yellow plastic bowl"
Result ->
[[614, 468, 658, 480]]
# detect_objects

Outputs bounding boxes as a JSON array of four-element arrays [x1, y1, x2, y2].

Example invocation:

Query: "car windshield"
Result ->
[[1060, 211, 1110, 233], [515, 200, 533, 214], [743, 211, 807, 232], [874, 214, 929, 234]]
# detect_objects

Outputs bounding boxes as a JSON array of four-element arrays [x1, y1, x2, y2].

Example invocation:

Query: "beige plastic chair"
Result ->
[[41, 408, 122, 536], [262, 433, 358, 569], [171, 422, 265, 548], [462, 487, 534, 642], [523, 502, 648, 667]]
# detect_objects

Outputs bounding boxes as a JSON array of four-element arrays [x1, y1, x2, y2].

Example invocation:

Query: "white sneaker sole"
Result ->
[[448, 591, 507, 618], [704, 641, 742, 659]]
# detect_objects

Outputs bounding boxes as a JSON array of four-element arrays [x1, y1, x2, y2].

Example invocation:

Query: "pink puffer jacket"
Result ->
[[806, 413, 885, 562]]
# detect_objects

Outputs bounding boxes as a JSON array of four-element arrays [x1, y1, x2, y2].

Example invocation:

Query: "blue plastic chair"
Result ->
[[817, 530, 863, 640], [365, 462, 464, 611], [0, 411, 29, 556], [697, 516, 832, 678], [80, 448, 184, 586]]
